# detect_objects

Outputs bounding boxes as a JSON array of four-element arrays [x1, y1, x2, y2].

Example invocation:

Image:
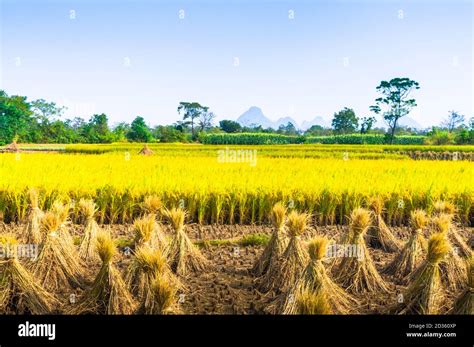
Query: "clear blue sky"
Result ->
[[0, 0, 472, 127]]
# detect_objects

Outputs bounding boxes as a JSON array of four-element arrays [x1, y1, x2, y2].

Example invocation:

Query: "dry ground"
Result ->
[[1, 222, 472, 314]]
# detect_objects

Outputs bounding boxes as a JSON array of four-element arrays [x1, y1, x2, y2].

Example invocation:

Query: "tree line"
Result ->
[[1, 78, 473, 145]]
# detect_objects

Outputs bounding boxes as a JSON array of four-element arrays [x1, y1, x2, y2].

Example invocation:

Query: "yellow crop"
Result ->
[[0, 149, 472, 225]]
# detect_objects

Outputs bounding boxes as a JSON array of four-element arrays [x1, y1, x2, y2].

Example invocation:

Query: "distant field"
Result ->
[[0, 144, 472, 225]]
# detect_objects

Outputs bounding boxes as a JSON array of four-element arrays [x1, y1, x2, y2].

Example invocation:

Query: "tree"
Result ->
[[278, 122, 298, 135], [370, 77, 420, 144], [197, 111, 215, 132], [153, 125, 187, 143], [112, 122, 130, 142], [442, 111, 465, 132], [0, 90, 33, 144], [30, 99, 65, 122], [359, 116, 376, 134], [177, 102, 208, 140], [331, 107, 358, 134], [127, 116, 153, 142], [305, 125, 332, 136], [219, 120, 242, 133]]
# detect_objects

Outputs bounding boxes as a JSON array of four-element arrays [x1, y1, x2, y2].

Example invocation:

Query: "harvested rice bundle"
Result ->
[[133, 215, 168, 254], [432, 200, 456, 216], [140, 274, 180, 314], [259, 211, 309, 293], [336, 208, 389, 294], [69, 232, 136, 314], [33, 212, 85, 291], [77, 199, 101, 261], [366, 197, 401, 252], [24, 188, 44, 244], [139, 144, 154, 155], [143, 195, 163, 217], [432, 215, 467, 292], [252, 202, 288, 276], [432, 204, 470, 257], [0, 235, 58, 314], [384, 209, 428, 282], [296, 290, 331, 315], [143, 196, 169, 253], [452, 257, 473, 314], [390, 233, 449, 314], [51, 200, 75, 253], [164, 208, 208, 276], [283, 236, 358, 314], [126, 245, 180, 300]]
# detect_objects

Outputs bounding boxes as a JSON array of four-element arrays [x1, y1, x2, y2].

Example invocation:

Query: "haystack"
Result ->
[[252, 202, 288, 276], [433, 201, 471, 257], [296, 290, 331, 315], [431, 214, 467, 292], [133, 215, 169, 255], [282, 236, 358, 314], [138, 144, 154, 155], [69, 232, 136, 314], [384, 209, 428, 282], [366, 197, 401, 252], [390, 233, 449, 314], [258, 211, 309, 293], [24, 188, 44, 244], [0, 235, 58, 314], [164, 208, 208, 276], [452, 257, 473, 314], [336, 208, 389, 294], [77, 198, 101, 262], [33, 212, 85, 291], [4, 140, 20, 152], [126, 245, 181, 300]]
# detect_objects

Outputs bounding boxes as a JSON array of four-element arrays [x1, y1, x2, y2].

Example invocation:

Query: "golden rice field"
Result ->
[[0, 144, 473, 226]]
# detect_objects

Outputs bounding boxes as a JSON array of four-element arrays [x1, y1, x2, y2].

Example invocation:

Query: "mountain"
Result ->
[[399, 117, 423, 129], [236, 107, 274, 129], [300, 116, 330, 130], [275, 116, 299, 129]]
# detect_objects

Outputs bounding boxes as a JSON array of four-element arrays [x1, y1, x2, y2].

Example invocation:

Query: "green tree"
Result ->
[[219, 120, 242, 133], [177, 102, 209, 140], [370, 77, 420, 144], [278, 122, 298, 135], [359, 116, 376, 134], [82, 114, 113, 143], [0, 90, 33, 144], [331, 107, 358, 134], [127, 116, 153, 142]]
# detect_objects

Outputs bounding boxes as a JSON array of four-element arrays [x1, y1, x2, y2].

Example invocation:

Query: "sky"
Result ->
[[0, 0, 472, 128]]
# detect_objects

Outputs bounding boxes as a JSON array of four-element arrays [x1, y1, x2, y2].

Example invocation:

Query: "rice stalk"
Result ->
[[164, 208, 208, 276], [282, 236, 359, 314], [366, 197, 401, 252], [78, 198, 101, 262], [33, 212, 85, 292], [69, 232, 136, 314], [252, 202, 288, 276], [384, 209, 428, 282], [0, 236, 58, 314], [23, 188, 44, 244], [390, 233, 450, 314], [452, 257, 473, 314], [258, 210, 309, 293], [336, 208, 389, 294]]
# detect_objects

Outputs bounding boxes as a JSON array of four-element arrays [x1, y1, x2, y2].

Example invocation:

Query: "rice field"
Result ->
[[0, 144, 472, 315], [0, 146, 473, 225]]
